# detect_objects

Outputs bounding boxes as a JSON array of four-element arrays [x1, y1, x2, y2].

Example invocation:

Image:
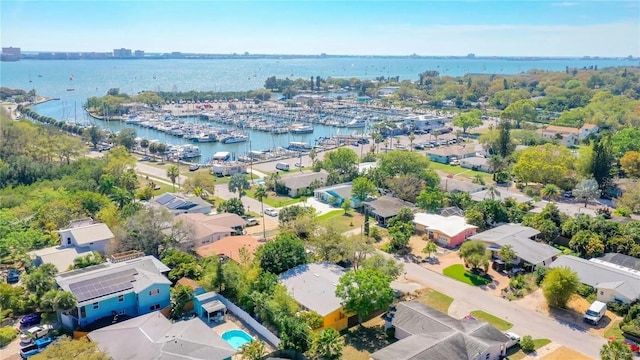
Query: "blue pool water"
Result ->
[[221, 329, 254, 349]]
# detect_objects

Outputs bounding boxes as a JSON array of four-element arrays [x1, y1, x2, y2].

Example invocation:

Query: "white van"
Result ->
[[583, 301, 607, 325], [276, 162, 290, 171]]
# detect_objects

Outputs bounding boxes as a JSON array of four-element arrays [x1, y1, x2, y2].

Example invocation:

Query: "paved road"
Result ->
[[382, 252, 603, 359], [136, 162, 189, 185]]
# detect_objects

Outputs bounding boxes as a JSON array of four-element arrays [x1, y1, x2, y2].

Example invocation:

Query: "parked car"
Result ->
[[449, 159, 460, 166], [504, 332, 521, 348], [608, 337, 640, 354], [20, 336, 54, 359], [264, 208, 278, 217], [139, 156, 151, 161], [584, 301, 607, 325], [6, 268, 21, 284], [245, 218, 259, 226], [20, 324, 54, 343], [20, 314, 41, 327], [294, 162, 303, 168], [351, 142, 359, 147], [357, 138, 370, 144], [189, 164, 200, 172]]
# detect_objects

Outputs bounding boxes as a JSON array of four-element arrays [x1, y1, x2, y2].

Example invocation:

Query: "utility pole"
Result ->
[[249, 138, 254, 184]]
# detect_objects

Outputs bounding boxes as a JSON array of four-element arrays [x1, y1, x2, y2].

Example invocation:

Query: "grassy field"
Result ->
[[428, 161, 493, 183], [244, 188, 304, 208], [317, 211, 365, 234], [416, 289, 454, 313], [507, 339, 552, 360], [470, 310, 513, 331], [443, 264, 492, 286]]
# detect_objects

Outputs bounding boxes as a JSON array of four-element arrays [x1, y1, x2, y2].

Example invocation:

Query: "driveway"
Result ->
[[380, 251, 605, 359]]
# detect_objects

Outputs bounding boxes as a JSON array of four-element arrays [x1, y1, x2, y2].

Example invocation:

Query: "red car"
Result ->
[[608, 337, 640, 353]]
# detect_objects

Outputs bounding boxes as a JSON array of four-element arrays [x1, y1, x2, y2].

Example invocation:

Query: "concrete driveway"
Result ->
[[380, 251, 605, 359]]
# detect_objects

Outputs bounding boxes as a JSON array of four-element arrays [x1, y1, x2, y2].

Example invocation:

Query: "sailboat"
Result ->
[[67, 74, 75, 91]]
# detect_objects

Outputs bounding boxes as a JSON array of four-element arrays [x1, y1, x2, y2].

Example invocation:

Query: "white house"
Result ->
[[537, 124, 599, 147]]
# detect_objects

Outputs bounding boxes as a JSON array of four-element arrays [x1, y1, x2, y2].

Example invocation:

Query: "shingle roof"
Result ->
[[550, 255, 640, 300], [281, 171, 328, 191], [427, 145, 477, 157], [175, 213, 233, 241], [439, 177, 485, 193], [371, 301, 509, 360], [29, 246, 94, 272], [195, 235, 262, 262], [599, 253, 640, 272], [364, 196, 415, 219], [315, 183, 353, 199], [88, 312, 236, 360], [278, 262, 345, 316], [460, 156, 488, 166], [470, 189, 533, 204], [468, 224, 559, 265], [67, 223, 114, 245]]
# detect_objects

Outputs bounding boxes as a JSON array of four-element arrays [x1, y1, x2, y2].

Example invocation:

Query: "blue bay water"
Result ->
[[1, 57, 634, 161]]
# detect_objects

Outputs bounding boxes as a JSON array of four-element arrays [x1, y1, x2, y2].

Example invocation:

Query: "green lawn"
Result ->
[[317, 211, 365, 234], [416, 289, 454, 313], [470, 310, 513, 331], [443, 264, 492, 286], [604, 320, 623, 339], [428, 161, 493, 183], [507, 339, 552, 360], [245, 188, 304, 208]]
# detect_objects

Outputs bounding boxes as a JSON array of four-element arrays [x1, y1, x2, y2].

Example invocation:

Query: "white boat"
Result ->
[[176, 144, 201, 159], [345, 118, 367, 128], [290, 124, 314, 134], [194, 132, 218, 142], [221, 134, 248, 144], [287, 141, 312, 152]]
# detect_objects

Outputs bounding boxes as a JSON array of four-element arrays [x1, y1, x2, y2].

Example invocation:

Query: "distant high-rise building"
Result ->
[[113, 48, 132, 58], [1, 47, 21, 61], [134, 50, 145, 58]]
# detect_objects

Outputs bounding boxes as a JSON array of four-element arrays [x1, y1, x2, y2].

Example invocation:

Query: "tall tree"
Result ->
[[228, 173, 250, 199], [500, 99, 537, 128], [458, 240, 490, 271], [335, 268, 394, 324], [241, 340, 266, 360], [512, 144, 574, 186], [256, 233, 307, 275], [452, 109, 483, 133], [310, 328, 344, 360], [541, 267, 580, 308], [254, 185, 268, 239], [83, 126, 103, 149], [498, 244, 517, 264], [573, 178, 599, 207], [497, 120, 513, 158], [592, 136, 614, 193], [541, 184, 560, 202], [351, 177, 376, 210], [167, 165, 180, 191], [422, 241, 438, 259], [115, 127, 137, 151], [621, 151, 640, 179]]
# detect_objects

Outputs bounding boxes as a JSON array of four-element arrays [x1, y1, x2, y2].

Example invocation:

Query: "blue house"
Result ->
[[194, 291, 227, 324], [55, 256, 171, 330], [313, 183, 362, 208]]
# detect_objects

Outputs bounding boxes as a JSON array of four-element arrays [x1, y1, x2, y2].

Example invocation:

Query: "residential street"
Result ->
[[382, 252, 604, 359]]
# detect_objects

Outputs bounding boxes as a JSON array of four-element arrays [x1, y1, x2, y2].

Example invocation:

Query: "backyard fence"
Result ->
[[217, 294, 281, 348]]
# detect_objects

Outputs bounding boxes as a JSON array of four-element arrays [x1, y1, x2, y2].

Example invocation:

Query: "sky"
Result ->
[[1, 0, 639, 57]]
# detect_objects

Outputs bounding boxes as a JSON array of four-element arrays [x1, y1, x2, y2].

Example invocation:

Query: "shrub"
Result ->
[[614, 206, 632, 218], [524, 186, 540, 197], [509, 275, 527, 290], [495, 172, 510, 184], [0, 326, 18, 347], [576, 284, 595, 298], [380, 242, 393, 253], [370, 227, 381, 242], [0, 309, 13, 320], [607, 301, 630, 316], [534, 266, 548, 285], [520, 335, 535, 353]]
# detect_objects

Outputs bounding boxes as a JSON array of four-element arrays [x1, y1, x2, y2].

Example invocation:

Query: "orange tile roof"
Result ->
[[195, 235, 262, 262], [544, 125, 579, 134], [176, 277, 202, 290]]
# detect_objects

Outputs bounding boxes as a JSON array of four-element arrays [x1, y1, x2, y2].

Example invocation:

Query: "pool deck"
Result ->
[[209, 312, 276, 356]]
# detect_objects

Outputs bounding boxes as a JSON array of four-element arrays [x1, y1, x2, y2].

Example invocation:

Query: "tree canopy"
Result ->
[[335, 268, 394, 324]]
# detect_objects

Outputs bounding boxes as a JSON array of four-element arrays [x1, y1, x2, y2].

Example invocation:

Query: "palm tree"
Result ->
[[311, 328, 344, 360], [228, 173, 250, 199], [97, 175, 115, 195], [422, 241, 438, 259], [488, 155, 506, 182], [498, 244, 517, 264], [167, 165, 180, 191], [408, 132, 416, 151], [472, 174, 485, 185], [600, 340, 633, 360], [140, 138, 149, 154], [254, 185, 268, 240], [266, 172, 281, 192], [241, 340, 266, 360], [110, 187, 133, 209], [541, 184, 560, 203], [309, 148, 317, 165], [484, 186, 501, 201], [432, 129, 441, 144]]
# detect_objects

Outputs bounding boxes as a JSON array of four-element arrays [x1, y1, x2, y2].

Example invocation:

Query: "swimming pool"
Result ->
[[221, 329, 254, 349]]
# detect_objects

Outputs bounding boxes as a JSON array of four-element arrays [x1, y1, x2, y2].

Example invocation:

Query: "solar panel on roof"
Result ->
[[69, 268, 138, 303], [176, 202, 197, 210], [166, 199, 186, 209], [156, 193, 175, 205]]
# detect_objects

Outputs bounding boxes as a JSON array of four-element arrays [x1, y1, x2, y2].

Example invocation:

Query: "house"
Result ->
[[470, 188, 533, 204], [537, 124, 599, 147], [550, 255, 640, 304], [363, 195, 415, 226], [371, 301, 510, 360], [211, 162, 247, 177], [378, 86, 400, 97], [279, 263, 355, 331], [280, 170, 328, 197], [314, 183, 362, 207], [440, 176, 485, 193], [413, 213, 477, 248], [174, 213, 239, 249], [54, 255, 171, 330], [88, 312, 236, 360], [405, 114, 447, 133], [468, 224, 560, 267], [194, 292, 228, 324], [30, 219, 115, 272], [151, 192, 213, 215], [460, 156, 491, 173], [427, 145, 477, 164], [195, 235, 262, 263]]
